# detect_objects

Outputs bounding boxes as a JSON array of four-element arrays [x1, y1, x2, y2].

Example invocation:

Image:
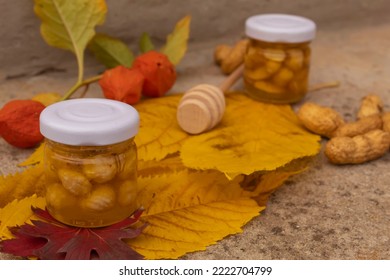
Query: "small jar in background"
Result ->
[[244, 14, 316, 103], [40, 98, 140, 228]]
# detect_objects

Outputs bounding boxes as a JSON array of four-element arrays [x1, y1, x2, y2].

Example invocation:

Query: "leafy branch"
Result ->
[[34, 0, 191, 102]]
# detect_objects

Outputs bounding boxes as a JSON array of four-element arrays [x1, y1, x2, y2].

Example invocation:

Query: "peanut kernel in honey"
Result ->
[[81, 184, 116, 212], [263, 48, 286, 62], [265, 60, 282, 75], [117, 180, 138, 206], [46, 182, 76, 210], [254, 81, 284, 94], [244, 67, 271, 80], [272, 67, 294, 87], [285, 49, 304, 71], [83, 156, 117, 183], [58, 168, 92, 196]]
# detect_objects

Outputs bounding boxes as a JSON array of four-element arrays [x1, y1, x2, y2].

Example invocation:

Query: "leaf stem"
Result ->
[[60, 74, 103, 101], [309, 81, 340, 92], [82, 74, 103, 85], [77, 51, 84, 85]]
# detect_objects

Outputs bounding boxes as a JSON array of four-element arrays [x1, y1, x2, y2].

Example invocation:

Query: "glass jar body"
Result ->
[[244, 39, 312, 103], [43, 138, 138, 228]]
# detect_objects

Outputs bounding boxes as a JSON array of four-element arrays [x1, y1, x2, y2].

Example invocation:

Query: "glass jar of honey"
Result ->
[[39, 98, 140, 227], [244, 14, 316, 103]]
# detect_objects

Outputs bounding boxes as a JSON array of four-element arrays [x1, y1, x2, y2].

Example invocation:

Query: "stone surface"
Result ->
[[1, 1, 390, 260]]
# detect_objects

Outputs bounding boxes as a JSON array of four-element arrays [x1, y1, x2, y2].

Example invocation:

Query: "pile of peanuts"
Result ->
[[298, 95, 390, 164]]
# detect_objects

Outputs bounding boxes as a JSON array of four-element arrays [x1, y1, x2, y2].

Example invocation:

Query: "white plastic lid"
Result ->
[[245, 14, 316, 43], [40, 98, 139, 146]]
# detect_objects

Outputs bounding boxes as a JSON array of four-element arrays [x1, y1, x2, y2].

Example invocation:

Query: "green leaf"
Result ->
[[139, 32, 155, 54], [88, 33, 134, 68], [34, 0, 107, 81], [160, 15, 191, 65]]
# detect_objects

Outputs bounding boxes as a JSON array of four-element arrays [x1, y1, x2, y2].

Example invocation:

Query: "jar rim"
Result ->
[[40, 98, 139, 146], [245, 14, 316, 43]]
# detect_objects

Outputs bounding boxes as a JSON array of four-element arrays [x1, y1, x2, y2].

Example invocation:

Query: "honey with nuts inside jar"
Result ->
[[244, 14, 316, 103], [40, 98, 140, 227]]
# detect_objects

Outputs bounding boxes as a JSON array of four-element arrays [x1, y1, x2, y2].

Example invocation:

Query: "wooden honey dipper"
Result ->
[[177, 64, 244, 134]]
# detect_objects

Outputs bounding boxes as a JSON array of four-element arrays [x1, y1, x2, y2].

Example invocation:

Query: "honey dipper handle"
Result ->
[[218, 63, 244, 93]]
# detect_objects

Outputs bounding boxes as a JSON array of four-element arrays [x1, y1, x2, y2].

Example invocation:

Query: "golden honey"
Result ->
[[40, 98, 140, 227], [244, 14, 316, 103], [44, 139, 138, 227]]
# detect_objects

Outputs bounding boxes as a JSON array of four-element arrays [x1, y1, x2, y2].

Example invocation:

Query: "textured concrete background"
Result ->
[[1, 0, 390, 260]]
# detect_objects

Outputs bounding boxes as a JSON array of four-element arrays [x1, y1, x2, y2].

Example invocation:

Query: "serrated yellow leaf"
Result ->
[[138, 154, 186, 177], [18, 143, 45, 167], [31, 92, 61, 106], [160, 15, 191, 65], [241, 157, 310, 206], [134, 95, 188, 161], [130, 199, 262, 259], [180, 93, 321, 178], [127, 166, 305, 259], [134, 92, 320, 177], [0, 164, 45, 208], [136, 170, 246, 216], [88, 33, 134, 68], [0, 195, 45, 239]]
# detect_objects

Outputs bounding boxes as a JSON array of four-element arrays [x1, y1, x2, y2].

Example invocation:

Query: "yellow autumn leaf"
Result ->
[[241, 157, 310, 206], [0, 195, 46, 240], [34, 0, 107, 54], [134, 95, 187, 161], [34, 0, 107, 84], [137, 163, 304, 217], [0, 164, 46, 208], [127, 168, 301, 259], [181, 93, 321, 178], [18, 143, 45, 167], [31, 92, 61, 106], [131, 199, 262, 259], [138, 154, 187, 177], [160, 15, 191, 65], [135, 92, 320, 177]]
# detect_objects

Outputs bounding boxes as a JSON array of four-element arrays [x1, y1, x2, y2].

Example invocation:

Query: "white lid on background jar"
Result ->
[[40, 98, 139, 146], [245, 14, 316, 43]]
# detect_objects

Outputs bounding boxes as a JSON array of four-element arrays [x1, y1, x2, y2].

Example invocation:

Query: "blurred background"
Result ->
[[1, 0, 390, 77]]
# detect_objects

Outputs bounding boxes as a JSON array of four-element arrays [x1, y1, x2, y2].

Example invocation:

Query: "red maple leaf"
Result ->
[[0, 207, 147, 260]]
